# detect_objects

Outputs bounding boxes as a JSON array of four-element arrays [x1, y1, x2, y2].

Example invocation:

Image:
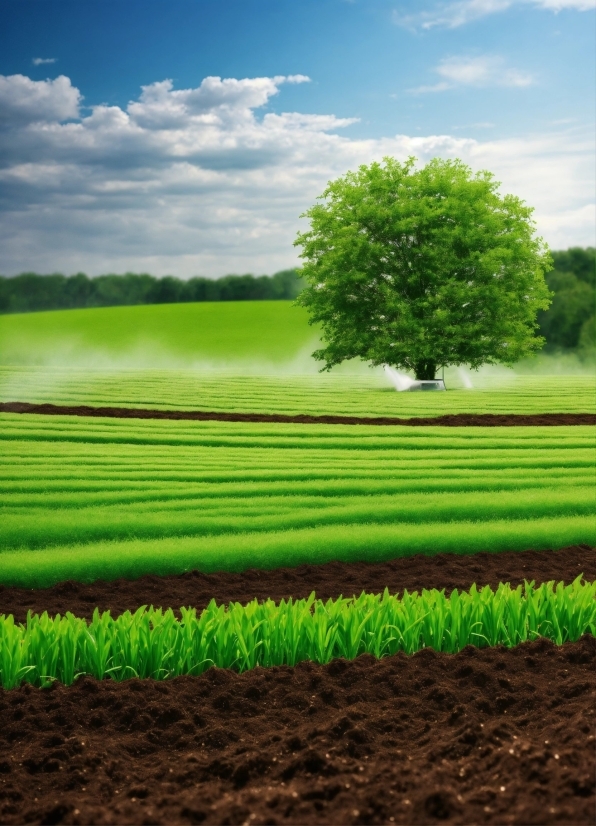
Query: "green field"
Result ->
[[1, 300, 594, 417], [0, 301, 315, 367], [0, 368, 596, 417], [2, 367, 594, 417], [1, 413, 594, 587], [0, 301, 594, 592]]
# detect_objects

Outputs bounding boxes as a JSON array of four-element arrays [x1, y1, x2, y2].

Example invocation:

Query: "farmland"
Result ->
[[1, 300, 594, 419], [0, 299, 594, 824], [0, 415, 594, 587], [2, 366, 595, 418], [0, 301, 315, 367]]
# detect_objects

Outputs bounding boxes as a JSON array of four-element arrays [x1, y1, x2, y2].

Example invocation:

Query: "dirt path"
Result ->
[[1, 401, 595, 427], [1, 636, 593, 825], [1, 545, 593, 623]]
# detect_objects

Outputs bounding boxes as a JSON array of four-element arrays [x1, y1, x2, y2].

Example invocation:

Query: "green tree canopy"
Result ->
[[550, 247, 595, 287], [295, 157, 552, 380]]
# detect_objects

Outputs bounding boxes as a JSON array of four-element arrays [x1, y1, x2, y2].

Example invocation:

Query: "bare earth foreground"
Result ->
[[0, 546, 594, 825], [0, 639, 593, 826]]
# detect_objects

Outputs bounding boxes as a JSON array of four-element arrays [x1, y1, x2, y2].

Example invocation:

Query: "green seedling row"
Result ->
[[1, 579, 594, 690], [3, 415, 593, 451]]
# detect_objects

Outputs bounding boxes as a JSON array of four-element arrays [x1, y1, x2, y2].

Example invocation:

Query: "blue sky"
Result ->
[[0, 0, 594, 276]]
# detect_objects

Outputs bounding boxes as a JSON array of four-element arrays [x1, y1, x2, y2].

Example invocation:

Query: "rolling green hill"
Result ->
[[0, 300, 316, 367]]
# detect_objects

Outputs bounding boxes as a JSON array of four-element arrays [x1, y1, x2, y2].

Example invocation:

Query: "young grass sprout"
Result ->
[[1, 578, 594, 690]]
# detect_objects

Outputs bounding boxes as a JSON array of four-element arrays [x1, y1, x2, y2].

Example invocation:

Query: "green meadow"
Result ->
[[1, 300, 595, 417], [1, 300, 594, 417], [2, 367, 594, 417]]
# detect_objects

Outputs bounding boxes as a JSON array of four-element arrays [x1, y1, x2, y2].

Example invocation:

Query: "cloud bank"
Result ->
[[0, 72, 593, 277], [395, 0, 595, 30]]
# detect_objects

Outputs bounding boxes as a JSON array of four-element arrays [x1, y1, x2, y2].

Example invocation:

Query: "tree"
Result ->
[[294, 157, 552, 379]]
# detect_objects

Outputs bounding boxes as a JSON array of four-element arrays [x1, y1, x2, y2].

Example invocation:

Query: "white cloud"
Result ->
[[0, 74, 80, 126], [0, 73, 593, 277], [453, 121, 496, 129], [127, 74, 310, 130], [32, 57, 57, 66], [537, 0, 596, 8], [438, 55, 533, 86], [410, 55, 534, 92], [395, 0, 595, 30]]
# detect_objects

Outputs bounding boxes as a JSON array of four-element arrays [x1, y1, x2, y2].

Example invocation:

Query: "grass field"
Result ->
[[1, 300, 594, 417], [2, 368, 595, 417], [1, 300, 594, 587], [0, 301, 315, 367], [1, 301, 594, 825], [1, 413, 593, 587]]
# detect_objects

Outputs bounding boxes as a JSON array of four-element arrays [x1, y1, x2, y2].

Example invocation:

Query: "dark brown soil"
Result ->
[[2, 545, 594, 625], [0, 636, 593, 825], [2, 401, 595, 427]]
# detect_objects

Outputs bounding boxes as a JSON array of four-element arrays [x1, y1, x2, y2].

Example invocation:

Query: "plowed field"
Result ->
[[0, 635, 593, 826]]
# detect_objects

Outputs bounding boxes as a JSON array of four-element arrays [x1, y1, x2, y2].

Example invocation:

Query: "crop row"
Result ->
[[1, 579, 594, 690], [1, 488, 592, 551], [1, 416, 593, 586], [1, 366, 594, 417], [2, 516, 593, 589]]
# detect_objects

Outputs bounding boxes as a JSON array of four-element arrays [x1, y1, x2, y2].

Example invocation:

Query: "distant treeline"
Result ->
[[0, 248, 593, 353], [0, 269, 304, 314], [538, 247, 594, 354]]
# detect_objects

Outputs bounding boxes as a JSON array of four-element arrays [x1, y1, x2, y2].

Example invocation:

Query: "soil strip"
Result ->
[[2, 401, 595, 427], [0, 636, 593, 825], [2, 545, 593, 624]]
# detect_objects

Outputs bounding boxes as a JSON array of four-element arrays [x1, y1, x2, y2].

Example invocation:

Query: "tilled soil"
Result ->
[[2, 545, 594, 624], [0, 636, 594, 825], [1, 401, 595, 427]]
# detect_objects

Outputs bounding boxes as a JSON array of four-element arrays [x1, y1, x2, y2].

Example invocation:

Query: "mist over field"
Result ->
[[1, 297, 593, 396]]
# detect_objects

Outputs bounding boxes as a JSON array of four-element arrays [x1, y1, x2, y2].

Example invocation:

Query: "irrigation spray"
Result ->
[[383, 366, 445, 391]]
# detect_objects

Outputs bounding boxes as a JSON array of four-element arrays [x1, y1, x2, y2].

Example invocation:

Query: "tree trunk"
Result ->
[[414, 360, 437, 380]]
